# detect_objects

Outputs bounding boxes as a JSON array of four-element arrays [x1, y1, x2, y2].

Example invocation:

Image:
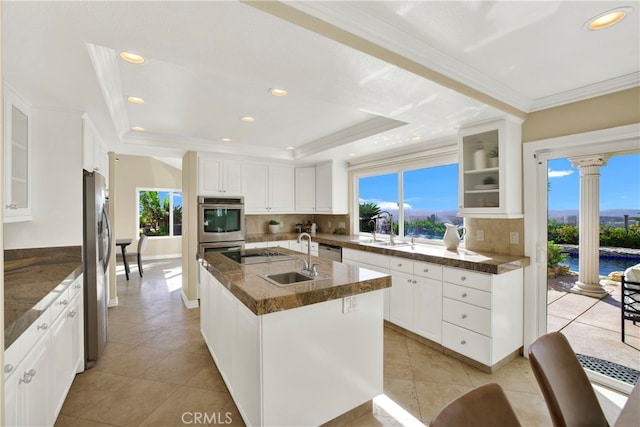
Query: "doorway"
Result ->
[[522, 124, 640, 371]]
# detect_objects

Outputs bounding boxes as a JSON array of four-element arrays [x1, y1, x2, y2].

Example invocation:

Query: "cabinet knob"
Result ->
[[5, 203, 18, 209], [19, 369, 36, 384], [68, 310, 77, 318], [397, 263, 402, 267], [423, 268, 429, 273], [460, 340, 466, 345], [412, 280, 417, 284], [4, 364, 14, 374], [461, 276, 467, 281], [75, 284, 82, 289], [461, 314, 467, 319], [462, 293, 467, 298], [59, 299, 68, 306], [407, 278, 412, 283], [37, 323, 48, 331]]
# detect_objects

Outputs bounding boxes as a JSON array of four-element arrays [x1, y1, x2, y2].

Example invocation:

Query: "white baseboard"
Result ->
[[181, 290, 199, 309], [108, 297, 119, 307]]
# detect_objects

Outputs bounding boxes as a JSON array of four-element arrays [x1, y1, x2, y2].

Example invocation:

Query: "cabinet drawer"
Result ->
[[16, 310, 51, 363], [443, 283, 491, 309], [389, 256, 413, 274], [443, 267, 491, 292], [413, 261, 442, 280], [442, 322, 491, 366], [49, 287, 71, 322], [443, 298, 491, 336], [68, 276, 83, 300], [4, 340, 21, 379]]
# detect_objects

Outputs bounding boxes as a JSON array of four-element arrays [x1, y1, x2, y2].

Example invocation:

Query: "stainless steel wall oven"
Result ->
[[198, 196, 245, 244]]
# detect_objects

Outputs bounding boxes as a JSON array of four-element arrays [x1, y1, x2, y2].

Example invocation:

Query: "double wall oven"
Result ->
[[198, 196, 245, 253]]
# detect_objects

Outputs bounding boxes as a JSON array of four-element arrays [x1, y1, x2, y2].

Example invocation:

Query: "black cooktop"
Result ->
[[220, 248, 297, 264]]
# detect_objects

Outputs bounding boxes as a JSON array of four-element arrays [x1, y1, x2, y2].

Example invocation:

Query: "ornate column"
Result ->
[[569, 155, 610, 297]]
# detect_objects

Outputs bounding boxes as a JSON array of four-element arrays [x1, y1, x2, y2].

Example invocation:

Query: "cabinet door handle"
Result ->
[[37, 323, 48, 331], [4, 364, 14, 374], [397, 263, 402, 267], [423, 268, 429, 273], [412, 280, 417, 284], [461, 276, 467, 281], [460, 340, 466, 345], [75, 284, 82, 289], [461, 314, 467, 319], [59, 299, 68, 306], [68, 310, 77, 318], [19, 369, 36, 384], [462, 293, 467, 298], [5, 203, 18, 209], [407, 278, 412, 283]]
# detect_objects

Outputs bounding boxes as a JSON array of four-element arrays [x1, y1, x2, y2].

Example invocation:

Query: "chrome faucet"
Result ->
[[375, 211, 396, 244], [368, 219, 377, 242], [297, 232, 318, 276]]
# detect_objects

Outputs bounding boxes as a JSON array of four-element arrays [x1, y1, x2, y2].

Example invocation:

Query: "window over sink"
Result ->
[[355, 158, 461, 242]]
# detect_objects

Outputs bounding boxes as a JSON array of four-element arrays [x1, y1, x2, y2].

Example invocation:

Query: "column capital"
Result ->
[[569, 154, 611, 169]]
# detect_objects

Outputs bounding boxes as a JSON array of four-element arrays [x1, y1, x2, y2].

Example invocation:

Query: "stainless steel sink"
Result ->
[[261, 271, 328, 287]]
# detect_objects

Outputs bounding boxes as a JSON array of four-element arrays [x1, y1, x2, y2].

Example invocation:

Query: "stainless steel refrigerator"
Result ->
[[82, 170, 112, 368]]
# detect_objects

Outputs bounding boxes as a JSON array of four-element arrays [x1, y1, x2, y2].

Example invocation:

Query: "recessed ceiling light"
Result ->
[[221, 138, 232, 142], [126, 96, 145, 104], [240, 116, 255, 123], [285, 146, 295, 150], [584, 7, 632, 30], [269, 88, 288, 97], [131, 126, 145, 132], [409, 136, 423, 142], [119, 51, 145, 64]]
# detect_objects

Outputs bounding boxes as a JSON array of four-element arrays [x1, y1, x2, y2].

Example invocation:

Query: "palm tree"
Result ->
[[359, 202, 381, 232]]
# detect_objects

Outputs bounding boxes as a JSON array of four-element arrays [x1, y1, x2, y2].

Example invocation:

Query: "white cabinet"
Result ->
[[198, 156, 243, 196], [458, 117, 523, 218], [389, 257, 443, 343], [82, 114, 108, 178], [4, 274, 84, 426], [243, 162, 294, 213], [295, 166, 316, 212], [3, 84, 32, 222], [342, 249, 391, 320], [315, 162, 348, 214], [441, 267, 523, 366]]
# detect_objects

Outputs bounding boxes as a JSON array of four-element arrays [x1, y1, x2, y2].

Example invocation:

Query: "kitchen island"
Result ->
[[198, 248, 391, 427]]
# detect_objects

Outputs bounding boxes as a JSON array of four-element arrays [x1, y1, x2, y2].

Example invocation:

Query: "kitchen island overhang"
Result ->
[[198, 248, 391, 426]]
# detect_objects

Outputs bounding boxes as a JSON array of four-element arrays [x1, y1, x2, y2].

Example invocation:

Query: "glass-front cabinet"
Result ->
[[3, 85, 32, 222], [458, 116, 523, 218]]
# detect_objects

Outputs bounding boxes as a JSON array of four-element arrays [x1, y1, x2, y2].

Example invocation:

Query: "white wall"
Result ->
[[4, 108, 82, 249]]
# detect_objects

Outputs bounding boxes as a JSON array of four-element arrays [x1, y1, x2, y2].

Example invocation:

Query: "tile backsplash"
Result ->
[[464, 218, 525, 256], [246, 214, 350, 235]]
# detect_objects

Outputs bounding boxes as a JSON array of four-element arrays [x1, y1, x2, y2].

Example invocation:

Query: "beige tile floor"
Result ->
[[54, 259, 631, 426]]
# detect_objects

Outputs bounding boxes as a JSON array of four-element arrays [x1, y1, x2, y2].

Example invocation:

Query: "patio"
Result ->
[[547, 274, 640, 379]]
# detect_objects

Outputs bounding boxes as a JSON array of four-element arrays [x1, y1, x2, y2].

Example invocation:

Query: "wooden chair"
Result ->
[[528, 332, 609, 427], [621, 276, 640, 343], [124, 234, 148, 277], [430, 383, 521, 427]]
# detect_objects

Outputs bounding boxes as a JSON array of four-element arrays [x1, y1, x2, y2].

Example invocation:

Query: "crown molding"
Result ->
[[293, 116, 407, 159], [85, 43, 129, 140], [530, 72, 640, 111]]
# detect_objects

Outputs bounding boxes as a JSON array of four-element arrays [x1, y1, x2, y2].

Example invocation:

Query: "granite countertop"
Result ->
[[200, 248, 391, 316], [4, 246, 83, 349], [245, 232, 530, 274]]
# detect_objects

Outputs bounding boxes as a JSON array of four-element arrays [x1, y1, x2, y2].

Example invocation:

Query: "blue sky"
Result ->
[[548, 153, 639, 210], [359, 153, 639, 211]]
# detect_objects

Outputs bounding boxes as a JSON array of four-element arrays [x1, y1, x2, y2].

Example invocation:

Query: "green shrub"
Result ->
[[547, 241, 568, 269]]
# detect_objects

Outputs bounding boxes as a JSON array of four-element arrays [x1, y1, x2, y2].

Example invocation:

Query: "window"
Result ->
[[138, 189, 182, 237], [356, 161, 460, 242]]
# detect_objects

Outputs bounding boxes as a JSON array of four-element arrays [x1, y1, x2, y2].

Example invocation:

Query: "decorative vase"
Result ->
[[443, 223, 466, 251], [474, 143, 487, 170], [268, 224, 280, 234]]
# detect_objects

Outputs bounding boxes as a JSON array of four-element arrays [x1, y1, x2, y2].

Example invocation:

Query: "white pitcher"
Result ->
[[443, 223, 466, 251]]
